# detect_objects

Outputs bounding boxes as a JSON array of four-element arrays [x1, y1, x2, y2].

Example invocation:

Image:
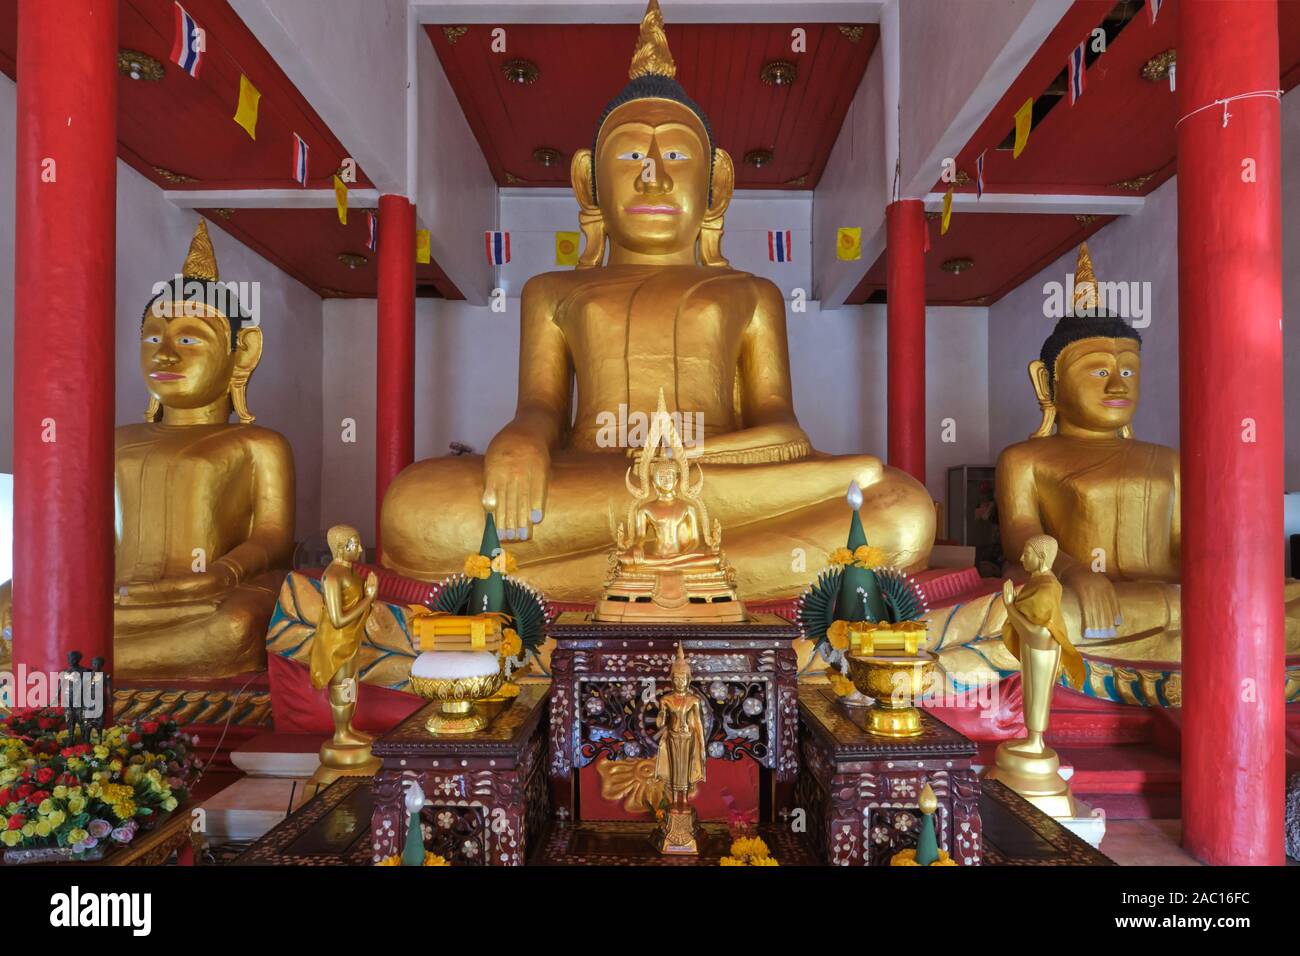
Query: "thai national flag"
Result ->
[[1148, 0, 1163, 26], [485, 231, 510, 265], [367, 211, 377, 252], [1068, 40, 1087, 106], [291, 133, 309, 187], [975, 151, 985, 199], [767, 230, 792, 263], [170, 2, 204, 78]]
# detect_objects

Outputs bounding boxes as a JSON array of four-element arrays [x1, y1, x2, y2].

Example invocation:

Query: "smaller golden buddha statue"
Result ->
[[653, 643, 706, 854], [308, 525, 381, 784], [596, 389, 744, 622], [984, 534, 1080, 816], [113, 219, 295, 679]]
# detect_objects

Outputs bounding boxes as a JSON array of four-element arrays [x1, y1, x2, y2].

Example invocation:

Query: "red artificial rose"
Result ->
[[6, 814, 24, 830], [56, 772, 79, 787], [28, 790, 50, 804], [34, 767, 55, 785], [140, 721, 160, 735], [37, 717, 58, 730], [16, 784, 33, 799], [0, 788, 11, 805], [126, 732, 141, 744]]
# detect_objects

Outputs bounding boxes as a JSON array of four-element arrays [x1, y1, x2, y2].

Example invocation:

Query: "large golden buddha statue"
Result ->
[[380, 0, 933, 601], [112, 219, 295, 679], [930, 244, 1299, 694]]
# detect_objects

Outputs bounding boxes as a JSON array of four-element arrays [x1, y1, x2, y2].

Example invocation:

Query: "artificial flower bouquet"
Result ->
[[0, 707, 201, 862]]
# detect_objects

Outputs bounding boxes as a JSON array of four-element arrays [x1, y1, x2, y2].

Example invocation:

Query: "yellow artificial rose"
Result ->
[[45, 810, 65, 829], [463, 554, 492, 580], [21, 822, 36, 837], [853, 545, 887, 569], [94, 745, 109, 760], [0, 768, 18, 785], [161, 796, 178, 812], [67, 795, 86, 815], [67, 827, 89, 846], [53, 785, 68, 800], [37, 799, 54, 815], [33, 819, 52, 838], [1, 830, 22, 847]]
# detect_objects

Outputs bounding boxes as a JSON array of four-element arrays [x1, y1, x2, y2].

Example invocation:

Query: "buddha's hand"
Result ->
[[1060, 566, 1121, 639], [364, 572, 379, 600], [482, 428, 550, 541], [115, 566, 237, 607]]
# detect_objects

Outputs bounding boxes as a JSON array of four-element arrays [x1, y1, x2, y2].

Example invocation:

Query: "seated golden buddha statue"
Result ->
[[930, 245, 1299, 690], [596, 388, 742, 621], [112, 219, 295, 679], [380, 0, 933, 602]]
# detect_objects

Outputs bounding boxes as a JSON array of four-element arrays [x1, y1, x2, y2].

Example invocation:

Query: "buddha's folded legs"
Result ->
[[113, 572, 284, 679], [380, 450, 933, 602]]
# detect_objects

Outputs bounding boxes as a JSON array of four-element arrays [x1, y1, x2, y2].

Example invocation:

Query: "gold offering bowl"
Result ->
[[409, 671, 505, 735], [845, 650, 937, 738]]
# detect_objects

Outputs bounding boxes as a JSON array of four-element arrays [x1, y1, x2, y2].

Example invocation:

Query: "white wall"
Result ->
[[0, 73, 325, 537]]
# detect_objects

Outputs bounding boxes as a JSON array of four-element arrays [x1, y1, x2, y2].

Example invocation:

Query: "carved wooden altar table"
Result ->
[[797, 686, 983, 865], [546, 612, 800, 823], [369, 684, 550, 865]]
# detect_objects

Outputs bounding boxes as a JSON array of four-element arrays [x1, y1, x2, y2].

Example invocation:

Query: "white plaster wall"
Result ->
[[416, 28, 497, 304], [0, 73, 324, 536]]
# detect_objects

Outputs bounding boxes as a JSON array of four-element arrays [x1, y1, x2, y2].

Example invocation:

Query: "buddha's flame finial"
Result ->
[[182, 218, 220, 283], [1072, 242, 1098, 315], [629, 0, 676, 80]]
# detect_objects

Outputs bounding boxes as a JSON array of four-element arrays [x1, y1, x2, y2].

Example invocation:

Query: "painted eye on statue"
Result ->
[[143, 334, 162, 345], [1119, 369, 1134, 378], [618, 150, 647, 161], [1091, 369, 1109, 378], [177, 336, 202, 346], [663, 149, 689, 161]]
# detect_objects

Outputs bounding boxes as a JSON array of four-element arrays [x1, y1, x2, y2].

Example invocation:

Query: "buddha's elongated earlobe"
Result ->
[[1028, 360, 1055, 439], [699, 148, 733, 267], [570, 149, 605, 269], [230, 326, 263, 425], [144, 396, 161, 422]]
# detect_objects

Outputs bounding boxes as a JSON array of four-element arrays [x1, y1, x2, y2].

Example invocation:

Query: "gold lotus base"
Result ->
[[984, 740, 1077, 818], [409, 671, 505, 736], [653, 807, 700, 855], [845, 650, 937, 739]]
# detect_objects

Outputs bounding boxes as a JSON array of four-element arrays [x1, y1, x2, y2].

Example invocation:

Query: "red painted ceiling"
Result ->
[[852, 0, 1300, 305], [427, 22, 877, 190], [0, 0, 457, 299]]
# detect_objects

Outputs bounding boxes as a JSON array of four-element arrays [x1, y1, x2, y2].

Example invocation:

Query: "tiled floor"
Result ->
[[1099, 819, 1200, 865]]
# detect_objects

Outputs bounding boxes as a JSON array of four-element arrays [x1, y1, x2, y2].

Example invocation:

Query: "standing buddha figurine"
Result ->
[[308, 525, 382, 785], [653, 643, 706, 853]]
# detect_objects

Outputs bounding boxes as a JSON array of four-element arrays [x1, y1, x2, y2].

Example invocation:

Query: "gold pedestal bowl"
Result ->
[[409, 670, 505, 735], [845, 650, 937, 738]]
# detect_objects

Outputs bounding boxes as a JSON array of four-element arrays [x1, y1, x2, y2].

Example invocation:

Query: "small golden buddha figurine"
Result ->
[[984, 534, 1080, 816], [113, 219, 296, 679], [653, 643, 706, 854], [597, 389, 743, 621], [308, 525, 381, 784], [378, 0, 934, 603], [988, 243, 1299, 666]]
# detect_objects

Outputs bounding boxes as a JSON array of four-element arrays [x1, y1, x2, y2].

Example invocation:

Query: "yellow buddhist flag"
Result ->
[[233, 75, 261, 140], [940, 187, 954, 235], [1013, 97, 1034, 159], [416, 229, 431, 264], [836, 227, 861, 261], [555, 231, 580, 266], [333, 175, 348, 225]]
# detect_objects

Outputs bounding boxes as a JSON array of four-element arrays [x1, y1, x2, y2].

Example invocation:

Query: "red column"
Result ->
[[1177, 0, 1284, 865], [375, 195, 416, 553], [12, 0, 118, 679], [886, 199, 927, 485]]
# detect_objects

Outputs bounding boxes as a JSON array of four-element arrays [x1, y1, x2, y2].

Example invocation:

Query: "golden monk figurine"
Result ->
[[993, 243, 1299, 666], [984, 534, 1081, 816], [308, 525, 381, 785], [653, 643, 706, 854], [113, 219, 295, 678], [597, 388, 743, 621], [379, 0, 933, 603]]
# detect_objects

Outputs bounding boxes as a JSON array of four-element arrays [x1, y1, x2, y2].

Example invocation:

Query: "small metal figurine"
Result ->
[[61, 651, 87, 744], [652, 643, 707, 854], [85, 656, 110, 742]]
